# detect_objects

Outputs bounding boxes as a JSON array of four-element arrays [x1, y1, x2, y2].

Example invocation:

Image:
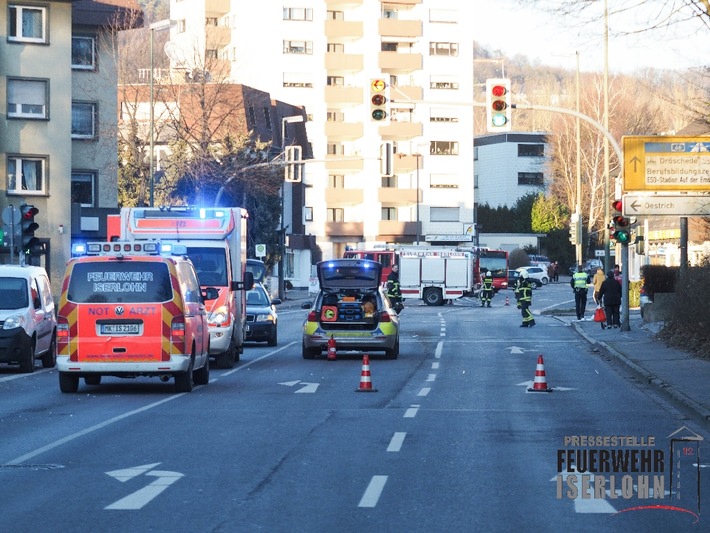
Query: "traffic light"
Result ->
[[369, 78, 389, 122], [20, 204, 40, 253], [611, 199, 631, 243], [569, 213, 581, 245], [284, 145, 303, 182], [485, 78, 511, 132], [380, 141, 393, 177]]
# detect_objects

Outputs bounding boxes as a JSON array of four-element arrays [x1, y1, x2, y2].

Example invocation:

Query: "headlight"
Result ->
[[209, 305, 230, 326], [3, 314, 25, 330], [256, 314, 275, 323]]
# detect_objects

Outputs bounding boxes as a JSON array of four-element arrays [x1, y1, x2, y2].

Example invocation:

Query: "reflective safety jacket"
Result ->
[[482, 274, 493, 291], [572, 271, 589, 290], [516, 279, 532, 302]]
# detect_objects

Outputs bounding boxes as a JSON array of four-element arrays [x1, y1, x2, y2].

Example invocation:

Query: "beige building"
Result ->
[[166, 0, 476, 287], [0, 0, 140, 290]]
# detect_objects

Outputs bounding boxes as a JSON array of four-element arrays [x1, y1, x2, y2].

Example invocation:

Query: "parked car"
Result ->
[[0, 265, 57, 373], [507, 269, 520, 288], [516, 266, 548, 285], [302, 259, 400, 359], [245, 284, 280, 346], [568, 259, 603, 276]]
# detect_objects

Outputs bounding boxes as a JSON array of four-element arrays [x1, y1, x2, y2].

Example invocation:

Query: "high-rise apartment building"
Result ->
[[168, 1, 475, 282]]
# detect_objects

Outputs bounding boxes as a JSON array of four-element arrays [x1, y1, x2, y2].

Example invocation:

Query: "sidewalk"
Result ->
[[564, 311, 710, 428]]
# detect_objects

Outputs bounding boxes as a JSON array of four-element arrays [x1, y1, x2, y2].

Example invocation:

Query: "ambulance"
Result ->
[[115, 207, 254, 369], [56, 241, 214, 393]]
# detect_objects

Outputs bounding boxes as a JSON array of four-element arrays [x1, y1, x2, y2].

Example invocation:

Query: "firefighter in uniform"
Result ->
[[480, 270, 494, 307], [515, 270, 535, 327], [386, 264, 403, 314]]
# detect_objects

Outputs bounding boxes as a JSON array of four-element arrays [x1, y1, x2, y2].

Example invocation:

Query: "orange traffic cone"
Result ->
[[527, 354, 553, 393], [505, 296, 510, 306], [327, 336, 337, 361], [355, 354, 378, 392]]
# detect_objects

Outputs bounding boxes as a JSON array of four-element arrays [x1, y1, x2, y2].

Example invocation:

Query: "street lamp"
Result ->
[[148, 19, 173, 207], [278, 115, 305, 300], [414, 153, 421, 245]]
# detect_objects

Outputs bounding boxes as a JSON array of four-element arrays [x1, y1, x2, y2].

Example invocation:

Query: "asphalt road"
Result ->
[[1, 284, 708, 532]]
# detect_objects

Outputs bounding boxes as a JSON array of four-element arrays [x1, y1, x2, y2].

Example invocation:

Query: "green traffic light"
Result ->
[[614, 230, 631, 243]]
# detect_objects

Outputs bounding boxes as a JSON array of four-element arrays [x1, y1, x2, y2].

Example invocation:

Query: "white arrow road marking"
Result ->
[[105, 466, 183, 510], [106, 463, 161, 483], [508, 346, 525, 354], [278, 380, 319, 393]]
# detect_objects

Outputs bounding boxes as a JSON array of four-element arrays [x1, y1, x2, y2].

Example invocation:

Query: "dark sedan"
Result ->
[[245, 284, 280, 346]]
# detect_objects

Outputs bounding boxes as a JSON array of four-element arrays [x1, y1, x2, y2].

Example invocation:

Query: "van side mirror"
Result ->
[[202, 287, 219, 301]]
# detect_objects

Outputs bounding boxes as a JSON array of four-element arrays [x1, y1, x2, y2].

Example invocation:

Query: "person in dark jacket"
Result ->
[[598, 270, 622, 329]]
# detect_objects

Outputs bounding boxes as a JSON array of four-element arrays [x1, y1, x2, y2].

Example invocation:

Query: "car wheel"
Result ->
[[267, 326, 278, 347], [174, 357, 195, 393], [302, 342, 319, 360], [41, 335, 57, 368], [19, 342, 35, 374], [85, 375, 101, 386], [423, 287, 444, 306], [59, 372, 79, 393], [385, 338, 399, 360], [215, 341, 236, 369], [193, 355, 210, 385], [541, 277, 549, 285]]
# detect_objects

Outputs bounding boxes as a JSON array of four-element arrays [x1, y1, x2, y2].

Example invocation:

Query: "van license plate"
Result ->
[[100, 324, 140, 335]]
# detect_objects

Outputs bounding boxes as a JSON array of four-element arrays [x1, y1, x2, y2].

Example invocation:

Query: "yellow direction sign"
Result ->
[[622, 136, 710, 192]]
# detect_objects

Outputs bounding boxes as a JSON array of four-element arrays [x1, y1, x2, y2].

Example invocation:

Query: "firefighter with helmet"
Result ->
[[480, 270, 494, 307], [386, 264, 404, 314], [515, 270, 535, 327]]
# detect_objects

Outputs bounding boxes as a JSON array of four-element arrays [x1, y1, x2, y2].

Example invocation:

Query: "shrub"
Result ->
[[508, 248, 529, 270], [640, 265, 678, 300]]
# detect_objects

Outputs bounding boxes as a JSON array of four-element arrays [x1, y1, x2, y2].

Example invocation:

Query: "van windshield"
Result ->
[[67, 262, 173, 304], [186, 247, 228, 287], [0, 278, 29, 310]]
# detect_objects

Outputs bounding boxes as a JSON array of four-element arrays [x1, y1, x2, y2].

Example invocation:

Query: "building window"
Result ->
[[7, 78, 48, 119], [381, 42, 397, 52], [326, 10, 344, 21], [283, 8, 313, 21], [430, 207, 459, 222], [283, 72, 313, 88], [247, 105, 256, 128], [327, 208, 344, 222], [382, 175, 396, 188], [8, 5, 46, 43], [205, 49, 218, 59], [304, 207, 313, 222], [71, 102, 97, 139], [430, 174, 458, 189], [205, 17, 218, 26], [381, 207, 396, 220], [327, 76, 344, 86], [176, 19, 186, 33], [429, 42, 458, 56], [327, 43, 344, 53], [71, 171, 96, 207], [430, 75, 458, 90], [431, 141, 459, 155], [284, 40, 313, 54], [328, 175, 345, 188], [518, 172, 544, 186], [7, 156, 46, 195], [518, 144, 545, 157], [72, 36, 96, 70], [327, 143, 344, 156], [430, 107, 459, 122], [263, 107, 272, 130]]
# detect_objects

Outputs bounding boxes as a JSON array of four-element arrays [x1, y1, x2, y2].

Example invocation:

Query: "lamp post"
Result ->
[[148, 19, 172, 207], [414, 153, 421, 245], [278, 115, 305, 300]]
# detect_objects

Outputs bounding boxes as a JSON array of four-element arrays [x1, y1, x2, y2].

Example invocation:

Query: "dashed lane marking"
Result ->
[[358, 476, 388, 508]]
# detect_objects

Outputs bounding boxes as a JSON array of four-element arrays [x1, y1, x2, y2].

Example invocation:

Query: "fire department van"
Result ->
[[398, 247, 476, 306], [113, 207, 253, 369], [56, 241, 214, 393]]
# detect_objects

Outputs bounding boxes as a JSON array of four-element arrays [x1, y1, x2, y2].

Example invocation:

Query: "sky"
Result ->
[[473, 0, 709, 73]]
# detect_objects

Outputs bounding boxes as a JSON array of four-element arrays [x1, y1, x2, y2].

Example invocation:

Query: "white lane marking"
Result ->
[[434, 342, 443, 358], [222, 341, 296, 377], [417, 387, 431, 397], [0, 368, 53, 383], [387, 432, 407, 452], [358, 475, 388, 508], [426, 374, 436, 382], [432, 362, 440, 369], [105, 470, 183, 510], [404, 405, 420, 418]]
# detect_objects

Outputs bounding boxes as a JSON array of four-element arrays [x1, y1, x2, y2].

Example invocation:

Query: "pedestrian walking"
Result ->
[[515, 270, 535, 327], [599, 270, 622, 328], [552, 261, 560, 283], [480, 270, 493, 307], [592, 267, 605, 305], [570, 265, 591, 320]]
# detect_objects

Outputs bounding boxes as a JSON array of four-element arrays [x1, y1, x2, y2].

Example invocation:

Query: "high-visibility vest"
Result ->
[[573, 272, 588, 289]]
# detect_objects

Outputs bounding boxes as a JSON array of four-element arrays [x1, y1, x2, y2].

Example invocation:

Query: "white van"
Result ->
[[0, 265, 57, 372]]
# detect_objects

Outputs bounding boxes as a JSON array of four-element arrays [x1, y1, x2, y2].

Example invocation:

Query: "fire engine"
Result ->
[[398, 247, 476, 306], [111, 207, 253, 369]]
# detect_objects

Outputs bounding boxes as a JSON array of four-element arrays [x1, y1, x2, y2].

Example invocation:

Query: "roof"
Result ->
[[73, 0, 143, 30]]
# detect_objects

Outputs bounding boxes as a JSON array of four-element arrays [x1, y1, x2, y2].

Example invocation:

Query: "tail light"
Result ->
[[307, 310, 318, 322], [379, 311, 391, 322], [170, 316, 186, 356], [57, 316, 70, 355]]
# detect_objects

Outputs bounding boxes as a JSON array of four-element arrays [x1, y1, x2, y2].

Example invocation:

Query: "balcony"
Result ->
[[205, 0, 230, 13], [206, 25, 231, 48], [377, 221, 418, 241], [324, 85, 363, 107], [324, 121, 363, 140], [325, 154, 364, 172], [324, 20, 363, 40], [325, 52, 364, 73], [326, 188, 364, 205], [378, 187, 419, 205], [394, 154, 418, 173], [378, 51, 423, 72], [378, 121, 423, 139], [325, 221, 364, 237], [378, 19, 422, 38]]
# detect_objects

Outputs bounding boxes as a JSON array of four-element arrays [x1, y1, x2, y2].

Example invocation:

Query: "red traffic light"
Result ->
[[21, 205, 39, 219], [611, 199, 623, 213], [491, 84, 507, 97]]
